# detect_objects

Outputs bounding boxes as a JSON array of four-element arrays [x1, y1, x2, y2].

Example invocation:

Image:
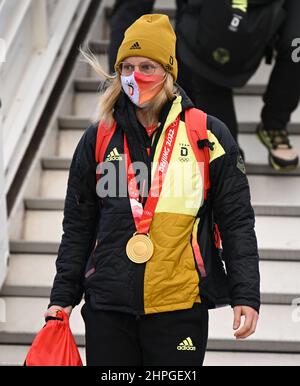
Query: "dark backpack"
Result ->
[[176, 0, 286, 88]]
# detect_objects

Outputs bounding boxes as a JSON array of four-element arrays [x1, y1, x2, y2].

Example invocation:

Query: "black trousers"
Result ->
[[81, 302, 209, 366], [178, 0, 300, 140], [261, 0, 300, 131]]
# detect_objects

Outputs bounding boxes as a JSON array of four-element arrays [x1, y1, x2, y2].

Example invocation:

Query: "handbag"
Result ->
[[25, 310, 83, 366]]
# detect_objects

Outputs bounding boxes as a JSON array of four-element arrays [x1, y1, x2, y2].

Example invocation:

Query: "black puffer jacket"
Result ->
[[49, 91, 260, 314]]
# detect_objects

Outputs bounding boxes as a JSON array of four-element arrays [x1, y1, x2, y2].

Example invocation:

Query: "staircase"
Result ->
[[1, 0, 300, 366]]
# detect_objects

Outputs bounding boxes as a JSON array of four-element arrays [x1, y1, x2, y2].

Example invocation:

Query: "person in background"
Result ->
[[108, 0, 300, 171]]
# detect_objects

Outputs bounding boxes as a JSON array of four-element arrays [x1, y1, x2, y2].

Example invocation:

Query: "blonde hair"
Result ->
[[80, 47, 179, 128]]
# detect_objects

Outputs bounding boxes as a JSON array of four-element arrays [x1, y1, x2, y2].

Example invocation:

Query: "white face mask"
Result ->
[[121, 71, 165, 107], [121, 73, 140, 106]]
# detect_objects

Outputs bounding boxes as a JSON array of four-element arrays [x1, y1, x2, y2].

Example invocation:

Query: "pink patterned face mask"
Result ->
[[121, 71, 165, 107]]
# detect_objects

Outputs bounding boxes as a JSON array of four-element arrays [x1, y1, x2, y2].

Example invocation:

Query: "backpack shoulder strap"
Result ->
[[185, 108, 211, 200], [95, 120, 117, 181], [95, 120, 117, 163], [185, 108, 222, 249]]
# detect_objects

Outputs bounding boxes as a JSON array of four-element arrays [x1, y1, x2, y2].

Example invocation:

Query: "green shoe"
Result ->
[[256, 124, 299, 171]]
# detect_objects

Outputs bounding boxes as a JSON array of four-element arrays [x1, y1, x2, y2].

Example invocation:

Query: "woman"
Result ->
[[46, 14, 260, 366]]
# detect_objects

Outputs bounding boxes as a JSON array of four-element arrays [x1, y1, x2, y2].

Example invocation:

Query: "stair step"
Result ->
[[39, 170, 68, 199], [73, 92, 99, 119], [18, 208, 300, 249], [10, 241, 59, 254], [15, 211, 300, 250], [57, 130, 83, 158], [25, 198, 65, 211], [39, 170, 300, 209], [208, 304, 300, 353], [73, 87, 300, 125], [248, 175, 300, 207], [87, 36, 271, 82], [245, 164, 300, 176], [24, 196, 300, 217], [56, 123, 300, 163], [87, 39, 109, 56], [42, 158, 300, 178], [0, 345, 86, 366], [58, 116, 92, 130], [1, 344, 299, 366], [58, 115, 300, 135], [76, 52, 109, 77], [21, 210, 63, 242], [87, 39, 272, 85], [75, 78, 105, 92], [2, 255, 299, 305], [38, 171, 300, 206], [9, 240, 300, 262], [239, 122, 300, 135], [42, 157, 71, 170], [259, 249, 300, 262], [0, 297, 84, 346], [1, 254, 56, 297], [253, 206, 300, 217], [55, 113, 300, 172], [240, 134, 300, 165], [235, 85, 266, 96], [248, 61, 272, 85], [74, 78, 267, 96], [255, 216, 300, 251], [259, 260, 300, 304], [235, 95, 300, 124], [204, 351, 300, 366], [0, 298, 299, 352]]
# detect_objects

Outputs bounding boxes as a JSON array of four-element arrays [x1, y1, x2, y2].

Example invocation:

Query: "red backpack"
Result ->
[[95, 108, 222, 249]]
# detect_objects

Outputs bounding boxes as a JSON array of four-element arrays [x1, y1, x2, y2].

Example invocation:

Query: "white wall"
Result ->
[[0, 0, 93, 195], [0, 1, 8, 283], [0, 0, 92, 287], [0, 87, 9, 288]]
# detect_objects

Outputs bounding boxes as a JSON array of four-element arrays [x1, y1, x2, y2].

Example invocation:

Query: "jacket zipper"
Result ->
[[132, 125, 162, 318], [133, 261, 145, 318]]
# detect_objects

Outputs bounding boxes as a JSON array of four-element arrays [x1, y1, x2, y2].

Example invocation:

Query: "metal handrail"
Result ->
[[0, 0, 93, 288]]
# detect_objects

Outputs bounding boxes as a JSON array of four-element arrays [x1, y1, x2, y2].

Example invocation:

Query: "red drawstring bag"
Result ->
[[25, 310, 83, 366]]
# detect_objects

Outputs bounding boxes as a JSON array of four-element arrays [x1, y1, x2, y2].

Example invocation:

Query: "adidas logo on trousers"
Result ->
[[177, 337, 196, 351]]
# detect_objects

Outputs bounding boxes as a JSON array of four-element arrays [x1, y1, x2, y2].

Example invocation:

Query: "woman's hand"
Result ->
[[233, 306, 259, 339], [45, 305, 73, 319]]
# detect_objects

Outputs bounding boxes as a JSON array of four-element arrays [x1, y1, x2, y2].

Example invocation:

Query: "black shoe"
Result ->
[[256, 124, 299, 171]]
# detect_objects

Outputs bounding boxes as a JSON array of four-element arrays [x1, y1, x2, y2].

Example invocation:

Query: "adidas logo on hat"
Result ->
[[115, 14, 178, 80], [130, 42, 141, 50], [177, 337, 196, 351]]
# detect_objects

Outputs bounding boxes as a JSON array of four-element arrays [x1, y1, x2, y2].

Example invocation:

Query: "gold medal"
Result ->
[[126, 233, 154, 264]]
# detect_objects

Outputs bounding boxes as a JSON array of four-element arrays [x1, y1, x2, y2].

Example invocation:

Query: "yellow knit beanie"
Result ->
[[115, 14, 178, 80]]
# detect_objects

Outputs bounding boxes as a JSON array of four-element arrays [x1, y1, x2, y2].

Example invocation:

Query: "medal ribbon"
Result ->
[[124, 116, 180, 234]]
